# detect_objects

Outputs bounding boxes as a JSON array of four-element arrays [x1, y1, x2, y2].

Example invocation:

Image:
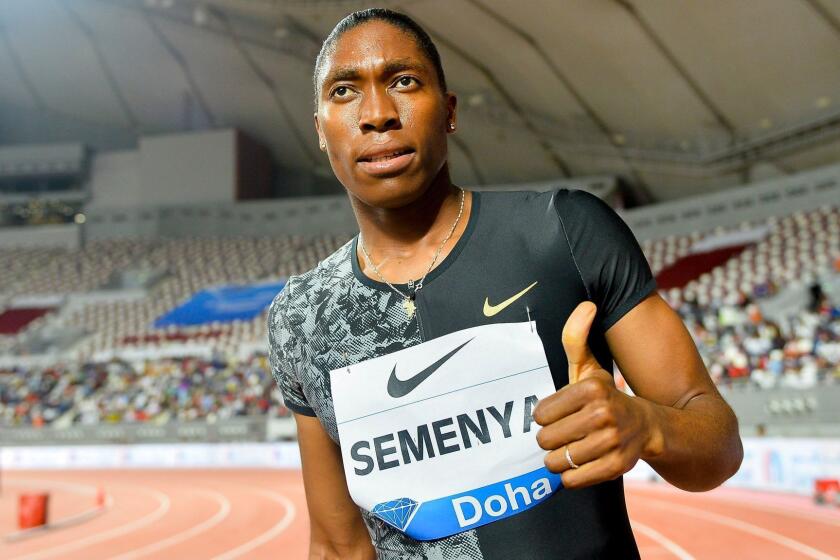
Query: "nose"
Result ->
[[358, 87, 400, 132]]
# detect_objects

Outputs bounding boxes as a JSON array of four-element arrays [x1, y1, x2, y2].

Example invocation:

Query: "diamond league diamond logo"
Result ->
[[371, 497, 420, 531]]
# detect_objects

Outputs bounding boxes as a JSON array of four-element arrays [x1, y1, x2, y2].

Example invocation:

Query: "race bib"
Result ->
[[330, 321, 562, 541]]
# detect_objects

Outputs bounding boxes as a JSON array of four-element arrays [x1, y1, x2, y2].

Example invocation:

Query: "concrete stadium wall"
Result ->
[[139, 130, 236, 205], [0, 417, 281, 447], [624, 437, 840, 495], [0, 442, 302, 470], [81, 174, 617, 240], [720, 385, 840, 438], [84, 194, 356, 240], [83, 206, 161, 240], [622, 162, 840, 241], [5, 385, 834, 447], [2, 438, 837, 496], [89, 150, 143, 208], [80, 161, 840, 243], [87, 130, 238, 211], [159, 195, 357, 237], [0, 223, 81, 249]]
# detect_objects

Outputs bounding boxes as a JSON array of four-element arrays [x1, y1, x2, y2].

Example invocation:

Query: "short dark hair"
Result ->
[[313, 8, 447, 107]]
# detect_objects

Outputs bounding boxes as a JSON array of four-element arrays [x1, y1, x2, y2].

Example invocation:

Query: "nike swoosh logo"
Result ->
[[387, 338, 474, 398], [483, 281, 539, 317]]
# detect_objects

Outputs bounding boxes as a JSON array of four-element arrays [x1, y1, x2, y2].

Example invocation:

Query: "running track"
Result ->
[[2, 470, 838, 559]]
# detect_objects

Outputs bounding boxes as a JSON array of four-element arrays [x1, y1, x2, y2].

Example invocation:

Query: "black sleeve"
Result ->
[[554, 188, 657, 332], [266, 279, 317, 417]]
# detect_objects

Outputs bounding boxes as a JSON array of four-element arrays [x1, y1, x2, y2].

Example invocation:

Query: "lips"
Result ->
[[357, 147, 416, 177], [358, 148, 414, 163]]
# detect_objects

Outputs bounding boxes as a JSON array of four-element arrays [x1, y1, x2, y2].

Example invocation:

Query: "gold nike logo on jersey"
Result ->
[[483, 281, 539, 317]]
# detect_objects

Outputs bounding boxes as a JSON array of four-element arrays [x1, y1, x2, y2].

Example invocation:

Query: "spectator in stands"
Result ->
[[0, 354, 290, 428], [2, 275, 836, 429], [676, 288, 839, 389]]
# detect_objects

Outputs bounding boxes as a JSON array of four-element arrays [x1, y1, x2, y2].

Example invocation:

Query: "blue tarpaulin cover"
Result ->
[[153, 280, 286, 327]]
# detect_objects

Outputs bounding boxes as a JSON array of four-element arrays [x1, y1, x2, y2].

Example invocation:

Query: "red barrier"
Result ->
[[18, 493, 49, 529], [814, 479, 840, 505]]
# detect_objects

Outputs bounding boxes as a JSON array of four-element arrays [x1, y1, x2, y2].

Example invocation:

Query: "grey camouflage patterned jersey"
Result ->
[[267, 240, 484, 559]]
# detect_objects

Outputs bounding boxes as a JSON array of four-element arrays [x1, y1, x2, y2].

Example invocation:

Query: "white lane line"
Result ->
[[111, 490, 231, 560], [3, 478, 113, 542], [210, 488, 296, 560], [631, 485, 840, 528], [13, 488, 171, 560], [632, 521, 695, 560], [5, 506, 109, 543], [636, 497, 837, 560]]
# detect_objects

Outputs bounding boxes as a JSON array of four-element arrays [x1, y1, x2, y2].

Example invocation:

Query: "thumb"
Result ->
[[562, 301, 600, 384]]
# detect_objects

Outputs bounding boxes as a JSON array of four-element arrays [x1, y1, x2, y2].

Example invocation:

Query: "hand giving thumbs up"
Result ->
[[532, 301, 658, 489]]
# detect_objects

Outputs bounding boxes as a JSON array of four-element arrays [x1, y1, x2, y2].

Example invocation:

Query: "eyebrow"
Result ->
[[321, 58, 428, 91]]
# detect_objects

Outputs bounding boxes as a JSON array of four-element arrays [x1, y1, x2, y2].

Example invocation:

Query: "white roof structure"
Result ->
[[0, 0, 838, 201]]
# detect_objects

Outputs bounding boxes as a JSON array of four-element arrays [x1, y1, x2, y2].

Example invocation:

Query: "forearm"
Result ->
[[310, 527, 376, 560], [296, 413, 377, 560], [639, 393, 743, 492]]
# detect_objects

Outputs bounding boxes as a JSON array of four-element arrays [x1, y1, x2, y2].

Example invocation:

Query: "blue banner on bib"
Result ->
[[372, 466, 562, 541], [153, 281, 285, 327]]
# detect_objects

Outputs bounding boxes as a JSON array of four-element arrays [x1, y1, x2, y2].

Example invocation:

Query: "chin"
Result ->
[[348, 175, 431, 210]]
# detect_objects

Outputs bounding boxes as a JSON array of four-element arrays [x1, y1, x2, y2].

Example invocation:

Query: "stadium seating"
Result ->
[[645, 204, 840, 307], [0, 234, 350, 358], [1, 204, 838, 428], [0, 354, 290, 428]]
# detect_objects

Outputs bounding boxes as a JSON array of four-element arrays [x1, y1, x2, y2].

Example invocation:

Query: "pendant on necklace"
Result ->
[[403, 297, 416, 318]]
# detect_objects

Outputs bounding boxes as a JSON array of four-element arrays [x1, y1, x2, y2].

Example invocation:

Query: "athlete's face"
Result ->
[[315, 21, 456, 209]]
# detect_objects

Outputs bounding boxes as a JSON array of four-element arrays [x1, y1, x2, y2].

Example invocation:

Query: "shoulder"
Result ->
[[478, 188, 618, 232], [552, 188, 613, 218], [476, 189, 560, 226], [266, 276, 294, 339], [268, 239, 355, 327], [479, 188, 556, 207], [551, 188, 634, 241], [478, 188, 609, 216]]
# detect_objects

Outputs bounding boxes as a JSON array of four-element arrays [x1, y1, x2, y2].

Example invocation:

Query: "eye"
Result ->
[[393, 76, 419, 90], [329, 85, 357, 100]]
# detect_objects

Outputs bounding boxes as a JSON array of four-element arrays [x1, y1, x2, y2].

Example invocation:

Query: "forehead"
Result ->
[[321, 20, 429, 78]]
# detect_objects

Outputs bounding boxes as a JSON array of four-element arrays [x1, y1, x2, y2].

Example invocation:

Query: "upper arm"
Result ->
[[605, 291, 720, 408], [296, 413, 374, 559], [554, 189, 713, 406], [268, 286, 373, 558], [267, 286, 316, 417], [555, 189, 657, 332]]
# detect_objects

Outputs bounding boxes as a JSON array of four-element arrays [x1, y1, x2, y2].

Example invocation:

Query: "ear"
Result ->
[[445, 92, 458, 133], [314, 113, 326, 151]]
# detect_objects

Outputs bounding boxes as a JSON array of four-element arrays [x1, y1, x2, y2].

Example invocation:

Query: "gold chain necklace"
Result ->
[[360, 188, 465, 318]]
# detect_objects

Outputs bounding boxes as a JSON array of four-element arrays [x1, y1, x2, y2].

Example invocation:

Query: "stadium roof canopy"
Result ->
[[0, 0, 839, 201]]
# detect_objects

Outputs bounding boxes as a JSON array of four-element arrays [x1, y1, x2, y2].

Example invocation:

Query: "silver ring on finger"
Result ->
[[564, 444, 580, 469]]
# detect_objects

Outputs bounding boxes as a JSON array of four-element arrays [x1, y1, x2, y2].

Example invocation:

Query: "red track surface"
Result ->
[[2, 470, 838, 559]]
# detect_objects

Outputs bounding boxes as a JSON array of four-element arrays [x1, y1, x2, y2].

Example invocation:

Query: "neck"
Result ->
[[352, 164, 461, 252], [350, 164, 472, 284]]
